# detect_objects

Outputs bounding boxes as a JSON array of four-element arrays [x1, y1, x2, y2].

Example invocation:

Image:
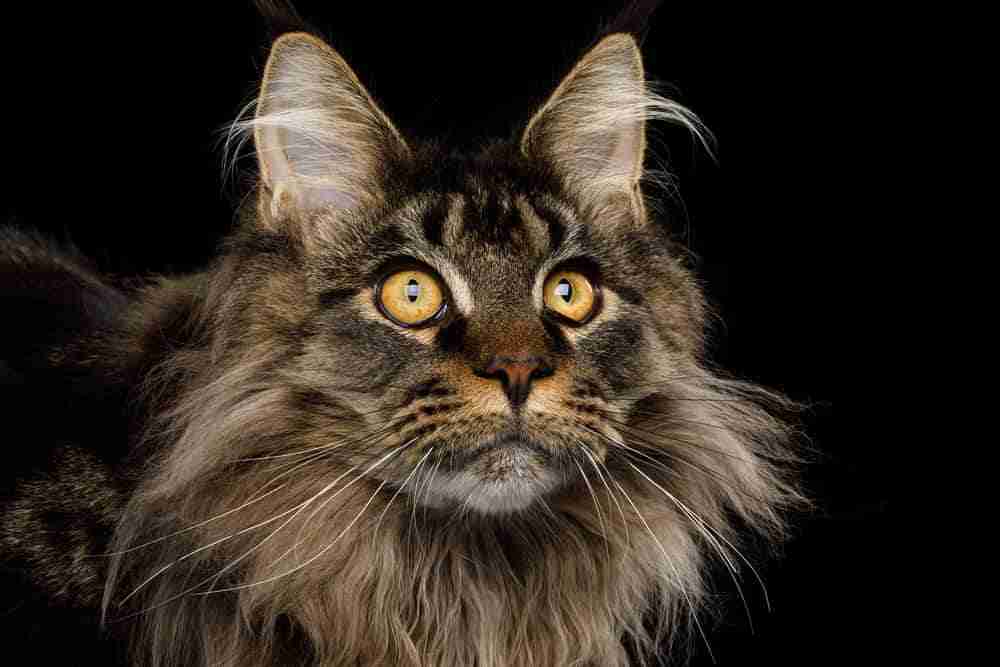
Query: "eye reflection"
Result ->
[[406, 279, 420, 302], [555, 279, 572, 302]]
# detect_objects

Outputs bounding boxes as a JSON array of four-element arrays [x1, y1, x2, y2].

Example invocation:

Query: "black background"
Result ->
[[2, 2, 871, 665]]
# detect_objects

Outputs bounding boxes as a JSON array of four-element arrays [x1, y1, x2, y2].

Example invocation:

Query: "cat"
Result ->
[[0, 13, 805, 667]]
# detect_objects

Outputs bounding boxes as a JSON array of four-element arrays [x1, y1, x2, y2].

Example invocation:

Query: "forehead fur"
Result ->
[[249, 139, 672, 273]]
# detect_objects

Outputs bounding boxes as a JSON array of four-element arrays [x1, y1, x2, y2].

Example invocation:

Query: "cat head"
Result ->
[[216, 32, 716, 513]]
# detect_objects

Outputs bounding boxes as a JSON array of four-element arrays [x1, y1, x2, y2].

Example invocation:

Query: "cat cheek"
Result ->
[[556, 288, 623, 345]]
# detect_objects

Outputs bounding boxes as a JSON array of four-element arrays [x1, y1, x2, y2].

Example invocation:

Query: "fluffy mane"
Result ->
[[105, 323, 802, 665], [95, 20, 805, 667]]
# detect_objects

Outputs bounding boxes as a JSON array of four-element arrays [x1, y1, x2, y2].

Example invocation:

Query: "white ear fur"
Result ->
[[244, 33, 408, 218], [521, 34, 708, 208]]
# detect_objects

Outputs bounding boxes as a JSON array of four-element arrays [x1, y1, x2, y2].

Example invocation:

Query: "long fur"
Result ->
[[0, 18, 806, 667], [105, 332, 802, 666]]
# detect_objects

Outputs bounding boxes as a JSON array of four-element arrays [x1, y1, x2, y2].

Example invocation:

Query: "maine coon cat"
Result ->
[[0, 19, 804, 667]]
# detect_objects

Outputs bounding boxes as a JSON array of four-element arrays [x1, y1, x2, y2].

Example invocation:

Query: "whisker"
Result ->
[[607, 474, 715, 663], [572, 456, 611, 563], [265, 439, 414, 571], [97, 483, 288, 557], [237, 423, 399, 462], [371, 447, 435, 545], [420, 453, 445, 524], [627, 462, 772, 614], [604, 394, 758, 404], [596, 414, 754, 464], [583, 424, 774, 506], [109, 423, 392, 561], [204, 440, 413, 593], [579, 444, 631, 548], [113, 472, 354, 610], [613, 409, 746, 435], [626, 461, 756, 633], [109, 461, 364, 619]]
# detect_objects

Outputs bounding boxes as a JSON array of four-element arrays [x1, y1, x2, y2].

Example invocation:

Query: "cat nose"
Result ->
[[478, 354, 554, 407]]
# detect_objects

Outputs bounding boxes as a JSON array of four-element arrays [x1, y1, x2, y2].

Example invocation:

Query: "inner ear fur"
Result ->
[[521, 34, 649, 210], [251, 32, 409, 223]]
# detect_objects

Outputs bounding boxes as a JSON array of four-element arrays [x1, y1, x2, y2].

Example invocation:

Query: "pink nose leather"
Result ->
[[483, 354, 550, 407]]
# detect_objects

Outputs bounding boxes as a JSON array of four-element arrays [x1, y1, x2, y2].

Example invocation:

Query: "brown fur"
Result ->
[[83, 30, 810, 667]]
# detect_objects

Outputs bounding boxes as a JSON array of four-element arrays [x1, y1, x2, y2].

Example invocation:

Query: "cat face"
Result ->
[[298, 177, 694, 513], [229, 33, 705, 513]]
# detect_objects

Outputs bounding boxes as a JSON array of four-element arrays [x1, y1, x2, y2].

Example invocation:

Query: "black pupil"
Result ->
[[557, 278, 573, 303], [406, 279, 420, 303]]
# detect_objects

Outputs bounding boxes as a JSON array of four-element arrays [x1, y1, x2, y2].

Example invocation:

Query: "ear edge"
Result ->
[[257, 32, 409, 150], [251, 32, 409, 217], [254, 32, 325, 188], [520, 33, 645, 158], [521, 33, 649, 206]]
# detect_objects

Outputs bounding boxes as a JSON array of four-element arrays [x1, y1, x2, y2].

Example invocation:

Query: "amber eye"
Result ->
[[377, 268, 447, 327], [543, 270, 598, 324]]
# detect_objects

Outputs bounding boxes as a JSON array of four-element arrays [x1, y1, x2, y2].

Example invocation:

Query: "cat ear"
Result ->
[[252, 33, 408, 219], [521, 34, 649, 210]]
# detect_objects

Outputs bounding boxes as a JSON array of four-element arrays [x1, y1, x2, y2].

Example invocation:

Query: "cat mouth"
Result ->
[[443, 434, 553, 473], [419, 433, 562, 513]]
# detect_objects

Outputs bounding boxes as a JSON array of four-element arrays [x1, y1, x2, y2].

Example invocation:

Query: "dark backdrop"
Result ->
[[2, 2, 869, 665]]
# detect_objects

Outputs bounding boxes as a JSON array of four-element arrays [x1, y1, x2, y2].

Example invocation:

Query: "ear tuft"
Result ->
[[232, 33, 408, 221], [521, 34, 709, 211]]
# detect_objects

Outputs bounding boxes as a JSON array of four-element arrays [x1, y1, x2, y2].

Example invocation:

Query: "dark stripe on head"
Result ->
[[237, 231, 299, 259], [611, 284, 643, 306], [367, 225, 407, 256], [467, 190, 519, 246], [318, 288, 359, 308], [528, 197, 571, 252], [290, 388, 345, 416], [542, 318, 572, 357], [579, 318, 643, 392], [420, 196, 451, 246], [436, 316, 467, 354]]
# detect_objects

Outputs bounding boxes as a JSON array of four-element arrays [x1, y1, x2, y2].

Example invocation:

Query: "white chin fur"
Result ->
[[423, 452, 561, 514]]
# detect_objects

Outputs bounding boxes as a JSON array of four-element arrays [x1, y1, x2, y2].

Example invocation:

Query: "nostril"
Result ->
[[531, 361, 554, 380], [473, 366, 498, 380]]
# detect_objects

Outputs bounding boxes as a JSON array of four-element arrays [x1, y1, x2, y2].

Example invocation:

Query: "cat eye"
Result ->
[[543, 270, 598, 325], [376, 268, 447, 327]]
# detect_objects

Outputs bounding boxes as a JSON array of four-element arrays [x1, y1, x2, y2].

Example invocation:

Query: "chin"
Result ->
[[423, 438, 565, 514]]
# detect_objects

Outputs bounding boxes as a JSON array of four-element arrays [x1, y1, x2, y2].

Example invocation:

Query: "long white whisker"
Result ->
[[627, 461, 771, 615], [371, 447, 434, 545], [572, 456, 611, 563], [588, 426, 757, 505], [627, 463, 754, 633], [420, 454, 445, 524], [102, 483, 288, 558], [109, 429, 365, 559], [115, 462, 362, 617], [236, 422, 397, 462], [267, 440, 414, 570], [115, 469, 354, 609], [609, 475, 715, 664], [579, 444, 631, 548], [203, 441, 413, 593]]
